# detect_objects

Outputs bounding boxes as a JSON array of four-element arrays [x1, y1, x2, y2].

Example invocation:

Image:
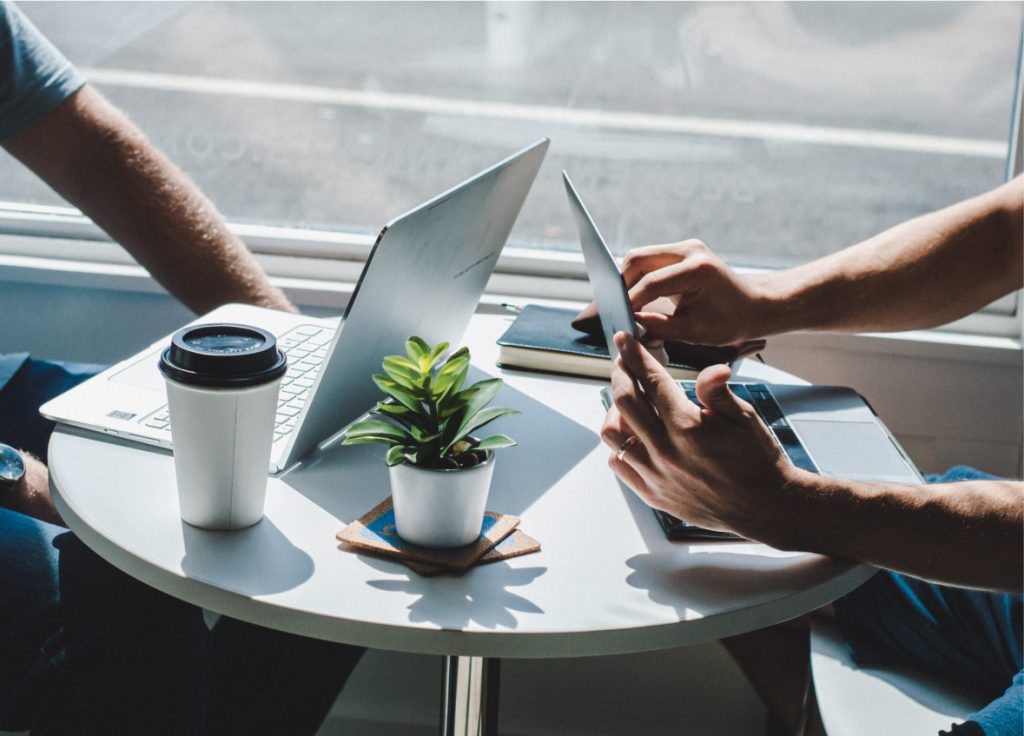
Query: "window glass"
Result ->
[[2, 1, 1019, 268]]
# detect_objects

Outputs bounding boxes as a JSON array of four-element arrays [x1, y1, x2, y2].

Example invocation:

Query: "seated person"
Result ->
[[599, 175, 1023, 736], [1, 2, 362, 732]]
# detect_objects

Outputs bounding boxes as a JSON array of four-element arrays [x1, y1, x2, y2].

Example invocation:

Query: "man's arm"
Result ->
[[602, 333, 1023, 592], [759, 176, 1023, 335], [4, 451, 60, 526], [619, 177, 1023, 344], [1, 84, 295, 315], [777, 468, 1022, 592]]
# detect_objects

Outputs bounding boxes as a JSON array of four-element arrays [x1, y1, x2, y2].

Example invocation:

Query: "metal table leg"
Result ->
[[441, 656, 501, 736]]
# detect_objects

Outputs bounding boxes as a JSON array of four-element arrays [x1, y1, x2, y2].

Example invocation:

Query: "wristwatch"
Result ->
[[0, 444, 26, 491]]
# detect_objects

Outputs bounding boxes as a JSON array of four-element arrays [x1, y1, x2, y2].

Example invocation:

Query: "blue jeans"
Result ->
[[834, 466, 1022, 736], [0, 355, 365, 734]]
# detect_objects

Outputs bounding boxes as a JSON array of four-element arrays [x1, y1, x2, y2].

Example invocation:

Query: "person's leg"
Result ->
[[0, 355, 211, 734], [0, 355, 100, 729], [0, 510, 210, 735], [829, 468, 1022, 736], [721, 619, 813, 736], [0, 507, 64, 731], [725, 466, 1021, 736], [1, 354, 366, 734], [835, 571, 1022, 736], [41, 532, 211, 735], [0, 355, 105, 462], [958, 670, 1023, 736], [205, 617, 365, 736]]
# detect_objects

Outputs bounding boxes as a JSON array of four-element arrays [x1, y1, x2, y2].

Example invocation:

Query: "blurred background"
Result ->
[[4, 1, 1020, 267]]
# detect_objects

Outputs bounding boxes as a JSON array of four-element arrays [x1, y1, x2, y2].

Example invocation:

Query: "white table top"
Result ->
[[49, 313, 874, 659]]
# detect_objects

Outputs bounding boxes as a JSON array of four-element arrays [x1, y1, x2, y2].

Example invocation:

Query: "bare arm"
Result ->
[[758, 176, 1023, 335], [1, 451, 61, 526], [619, 177, 1023, 344], [775, 471, 1022, 592], [602, 333, 1023, 592], [1, 85, 295, 315]]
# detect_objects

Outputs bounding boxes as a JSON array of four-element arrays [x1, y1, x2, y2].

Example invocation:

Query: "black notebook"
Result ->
[[496, 304, 747, 380]]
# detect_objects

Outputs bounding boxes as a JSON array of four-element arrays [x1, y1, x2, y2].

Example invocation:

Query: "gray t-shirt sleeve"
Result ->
[[0, 1, 86, 139]]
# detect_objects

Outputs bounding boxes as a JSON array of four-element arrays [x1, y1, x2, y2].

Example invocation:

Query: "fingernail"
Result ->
[[635, 322, 647, 339], [614, 332, 630, 350]]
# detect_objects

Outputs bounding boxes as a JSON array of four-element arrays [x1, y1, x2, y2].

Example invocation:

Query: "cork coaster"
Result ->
[[337, 496, 520, 571], [403, 530, 541, 577]]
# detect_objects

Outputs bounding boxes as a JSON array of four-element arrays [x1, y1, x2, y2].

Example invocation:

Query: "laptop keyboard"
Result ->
[[677, 381, 819, 473], [140, 323, 337, 443]]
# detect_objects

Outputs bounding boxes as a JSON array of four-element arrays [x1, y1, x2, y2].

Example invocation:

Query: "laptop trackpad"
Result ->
[[108, 352, 166, 392], [790, 419, 918, 483]]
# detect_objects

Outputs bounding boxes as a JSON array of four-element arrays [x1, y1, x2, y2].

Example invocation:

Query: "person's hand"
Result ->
[[600, 332, 799, 542], [623, 240, 769, 345]]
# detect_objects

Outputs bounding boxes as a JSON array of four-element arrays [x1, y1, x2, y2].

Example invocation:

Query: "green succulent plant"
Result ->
[[341, 337, 519, 469]]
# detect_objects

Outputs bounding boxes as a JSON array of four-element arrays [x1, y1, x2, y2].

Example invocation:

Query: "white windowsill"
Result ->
[[2, 250, 1020, 368]]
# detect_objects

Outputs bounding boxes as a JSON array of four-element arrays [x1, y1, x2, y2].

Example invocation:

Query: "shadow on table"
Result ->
[[180, 517, 315, 595], [359, 554, 547, 630], [615, 476, 851, 619], [622, 546, 841, 617], [281, 365, 600, 522]]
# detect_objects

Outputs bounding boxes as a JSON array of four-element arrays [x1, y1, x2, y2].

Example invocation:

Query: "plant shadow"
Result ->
[[356, 554, 548, 631]]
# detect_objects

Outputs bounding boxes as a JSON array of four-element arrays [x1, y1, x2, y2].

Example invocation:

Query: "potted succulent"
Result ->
[[342, 337, 518, 548]]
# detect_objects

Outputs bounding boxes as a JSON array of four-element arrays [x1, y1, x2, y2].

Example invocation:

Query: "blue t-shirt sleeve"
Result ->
[[0, 1, 85, 139]]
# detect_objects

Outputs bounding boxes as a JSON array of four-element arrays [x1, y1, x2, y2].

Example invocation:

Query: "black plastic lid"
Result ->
[[158, 323, 287, 388]]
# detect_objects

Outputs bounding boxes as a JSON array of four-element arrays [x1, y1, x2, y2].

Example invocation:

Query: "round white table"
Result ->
[[49, 313, 875, 735]]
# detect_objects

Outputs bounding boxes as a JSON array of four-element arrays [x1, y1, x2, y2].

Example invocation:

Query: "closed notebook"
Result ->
[[496, 305, 761, 380]]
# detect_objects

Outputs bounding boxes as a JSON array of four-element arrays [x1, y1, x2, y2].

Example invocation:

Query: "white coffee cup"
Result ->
[[159, 323, 287, 530]]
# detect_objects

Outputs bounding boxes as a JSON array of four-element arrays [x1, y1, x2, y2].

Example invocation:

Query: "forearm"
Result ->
[[1, 453, 62, 526], [2, 85, 295, 315], [750, 177, 1023, 336], [761, 472, 1023, 592]]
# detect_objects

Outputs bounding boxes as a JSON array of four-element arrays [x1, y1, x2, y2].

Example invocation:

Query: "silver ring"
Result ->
[[616, 435, 641, 461]]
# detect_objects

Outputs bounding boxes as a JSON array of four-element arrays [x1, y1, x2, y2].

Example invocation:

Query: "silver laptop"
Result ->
[[41, 139, 549, 473], [562, 170, 922, 487]]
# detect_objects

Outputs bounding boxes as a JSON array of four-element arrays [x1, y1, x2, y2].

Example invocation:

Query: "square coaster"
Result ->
[[337, 496, 519, 571], [404, 530, 541, 577]]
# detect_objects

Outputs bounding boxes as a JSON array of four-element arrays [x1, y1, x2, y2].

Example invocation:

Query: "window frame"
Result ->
[[0, 191, 1019, 341], [1, 19, 1021, 343]]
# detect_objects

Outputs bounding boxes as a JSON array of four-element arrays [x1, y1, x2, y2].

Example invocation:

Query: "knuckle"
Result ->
[[635, 272, 655, 292], [691, 256, 716, 274], [667, 416, 690, 435]]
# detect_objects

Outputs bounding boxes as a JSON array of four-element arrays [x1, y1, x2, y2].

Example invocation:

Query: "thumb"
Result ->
[[694, 364, 745, 420]]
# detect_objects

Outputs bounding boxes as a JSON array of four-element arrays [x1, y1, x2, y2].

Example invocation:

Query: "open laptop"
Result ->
[[41, 139, 549, 473], [562, 171, 922, 536]]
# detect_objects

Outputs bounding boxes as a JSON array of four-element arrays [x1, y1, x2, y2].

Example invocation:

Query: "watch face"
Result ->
[[0, 444, 25, 484]]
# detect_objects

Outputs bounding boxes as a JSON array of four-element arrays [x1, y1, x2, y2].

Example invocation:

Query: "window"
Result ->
[[2, 2, 1021, 312]]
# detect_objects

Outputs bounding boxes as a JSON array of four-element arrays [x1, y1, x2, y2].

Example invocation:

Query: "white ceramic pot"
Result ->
[[389, 453, 495, 548]]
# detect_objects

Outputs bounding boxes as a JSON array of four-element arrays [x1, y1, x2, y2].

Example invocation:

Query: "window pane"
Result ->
[[3, 1, 1019, 267]]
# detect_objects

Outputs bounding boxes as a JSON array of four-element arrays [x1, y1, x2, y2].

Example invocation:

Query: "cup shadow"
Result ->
[[180, 516, 315, 596]]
